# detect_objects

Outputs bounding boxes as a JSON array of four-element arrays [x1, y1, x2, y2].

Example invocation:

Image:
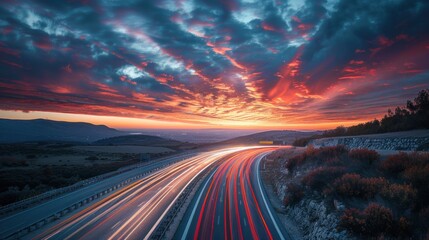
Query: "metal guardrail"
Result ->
[[0, 151, 196, 217], [3, 170, 153, 240]]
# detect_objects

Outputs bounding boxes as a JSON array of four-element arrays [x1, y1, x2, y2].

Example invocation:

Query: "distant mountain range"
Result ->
[[0, 119, 319, 146], [0, 119, 123, 143]]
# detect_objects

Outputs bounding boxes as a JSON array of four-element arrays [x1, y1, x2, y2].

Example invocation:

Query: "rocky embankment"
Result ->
[[271, 176, 352, 240], [309, 130, 429, 151], [263, 148, 353, 240]]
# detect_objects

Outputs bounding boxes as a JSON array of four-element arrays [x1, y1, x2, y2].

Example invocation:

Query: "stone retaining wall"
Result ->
[[310, 136, 429, 151]]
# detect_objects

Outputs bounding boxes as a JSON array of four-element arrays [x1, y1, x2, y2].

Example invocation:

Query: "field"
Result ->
[[74, 145, 175, 154], [0, 142, 176, 206]]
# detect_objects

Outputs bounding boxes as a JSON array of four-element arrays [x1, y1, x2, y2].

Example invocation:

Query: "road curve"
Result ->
[[176, 147, 291, 240], [0, 152, 197, 238], [18, 147, 255, 240]]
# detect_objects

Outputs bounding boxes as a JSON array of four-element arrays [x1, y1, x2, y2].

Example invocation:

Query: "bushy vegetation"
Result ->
[[348, 149, 380, 166], [276, 146, 429, 238], [293, 89, 429, 146], [283, 182, 304, 206], [338, 203, 411, 238], [286, 145, 348, 172], [333, 174, 387, 199], [381, 183, 417, 208], [302, 167, 345, 191]]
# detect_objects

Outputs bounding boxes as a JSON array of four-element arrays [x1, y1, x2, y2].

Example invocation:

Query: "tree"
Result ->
[[292, 88, 429, 146]]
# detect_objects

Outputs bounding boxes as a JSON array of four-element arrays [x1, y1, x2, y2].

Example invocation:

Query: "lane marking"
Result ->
[[181, 170, 217, 240], [243, 218, 247, 227], [111, 220, 122, 230], [255, 154, 286, 240], [217, 216, 220, 225]]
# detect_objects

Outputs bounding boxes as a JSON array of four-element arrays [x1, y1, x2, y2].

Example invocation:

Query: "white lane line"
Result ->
[[217, 216, 220, 225], [181, 170, 217, 240], [256, 154, 285, 240], [140, 163, 205, 240], [243, 218, 247, 227], [240, 199, 242, 205], [138, 201, 146, 207], [111, 220, 122, 230]]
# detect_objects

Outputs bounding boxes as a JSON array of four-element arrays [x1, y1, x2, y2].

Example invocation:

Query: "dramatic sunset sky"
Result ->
[[0, 0, 428, 130]]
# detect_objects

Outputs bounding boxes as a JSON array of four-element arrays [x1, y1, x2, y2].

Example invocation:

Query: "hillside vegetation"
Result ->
[[293, 89, 429, 146], [210, 130, 318, 146], [266, 146, 429, 239]]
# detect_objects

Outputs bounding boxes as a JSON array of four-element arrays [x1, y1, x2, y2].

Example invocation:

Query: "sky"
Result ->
[[0, 0, 428, 130]]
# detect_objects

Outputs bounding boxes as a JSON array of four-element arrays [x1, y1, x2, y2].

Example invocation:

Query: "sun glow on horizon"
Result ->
[[0, 110, 370, 131]]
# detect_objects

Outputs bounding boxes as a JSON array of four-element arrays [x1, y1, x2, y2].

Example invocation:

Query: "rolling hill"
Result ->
[[211, 130, 320, 146], [0, 119, 123, 143]]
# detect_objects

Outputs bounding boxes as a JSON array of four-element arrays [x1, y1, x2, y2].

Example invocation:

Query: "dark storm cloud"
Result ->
[[0, 0, 428, 127], [301, 0, 429, 72]]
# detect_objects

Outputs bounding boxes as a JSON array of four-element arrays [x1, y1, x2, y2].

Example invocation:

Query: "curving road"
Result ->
[[18, 147, 254, 240], [0, 152, 199, 239], [176, 147, 290, 240], [1, 146, 290, 240]]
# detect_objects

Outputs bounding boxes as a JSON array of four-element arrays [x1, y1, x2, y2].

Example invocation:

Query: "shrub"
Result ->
[[314, 145, 348, 159], [339, 203, 394, 237], [302, 167, 345, 191], [348, 149, 380, 165], [286, 145, 348, 172], [402, 165, 429, 188], [266, 149, 289, 160], [380, 152, 411, 175], [333, 173, 387, 199], [396, 217, 411, 237], [338, 208, 365, 233], [381, 152, 429, 176], [381, 183, 417, 208], [362, 203, 394, 235], [285, 155, 305, 172], [283, 182, 304, 206], [304, 145, 316, 155], [292, 137, 314, 147]]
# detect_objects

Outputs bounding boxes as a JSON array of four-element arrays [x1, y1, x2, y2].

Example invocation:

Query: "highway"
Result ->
[[0, 147, 254, 239], [1, 146, 289, 240], [176, 147, 290, 240], [0, 152, 197, 238]]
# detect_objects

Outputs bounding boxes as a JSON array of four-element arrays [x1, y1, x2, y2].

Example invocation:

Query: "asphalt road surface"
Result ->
[[1, 147, 254, 239], [26, 147, 255, 240], [0, 152, 197, 238], [1, 146, 289, 240], [176, 147, 291, 240]]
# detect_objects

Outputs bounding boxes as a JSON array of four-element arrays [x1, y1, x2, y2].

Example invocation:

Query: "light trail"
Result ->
[[178, 147, 291, 240], [29, 147, 256, 240]]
